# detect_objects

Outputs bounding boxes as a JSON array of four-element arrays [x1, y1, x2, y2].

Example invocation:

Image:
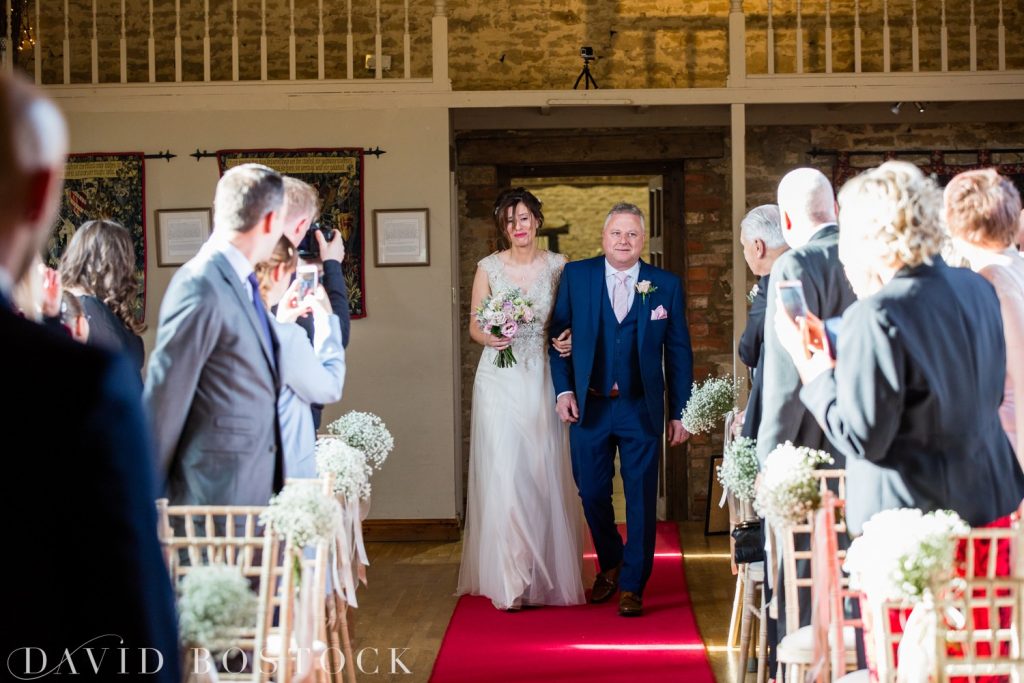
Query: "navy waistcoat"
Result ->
[[592, 286, 643, 398]]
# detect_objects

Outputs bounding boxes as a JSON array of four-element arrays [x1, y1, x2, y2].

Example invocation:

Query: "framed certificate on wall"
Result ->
[[373, 209, 430, 267], [156, 208, 212, 267]]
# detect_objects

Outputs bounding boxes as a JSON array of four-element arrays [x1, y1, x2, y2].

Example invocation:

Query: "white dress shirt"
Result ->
[[605, 259, 642, 313], [208, 234, 256, 299]]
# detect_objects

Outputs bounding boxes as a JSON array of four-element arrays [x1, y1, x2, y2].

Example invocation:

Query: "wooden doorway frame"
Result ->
[[501, 161, 692, 521]]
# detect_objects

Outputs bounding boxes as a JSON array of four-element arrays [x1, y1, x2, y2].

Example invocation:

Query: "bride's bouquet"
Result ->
[[475, 287, 536, 368]]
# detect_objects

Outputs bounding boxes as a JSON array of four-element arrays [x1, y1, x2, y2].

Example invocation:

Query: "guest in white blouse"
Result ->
[[256, 236, 346, 477], [945, 169, 1024, 462]]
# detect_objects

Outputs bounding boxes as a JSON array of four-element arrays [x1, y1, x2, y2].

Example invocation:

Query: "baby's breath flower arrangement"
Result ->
[[681, 376, 740, 435], [844, 508, 969, 602], [717, 436, 759, 503], [260, 481, 338, 550], [315, 437, 372, 502], [177, 565, 258, 653], [753, 441, 833, 528], [326, 411, 394, 471]]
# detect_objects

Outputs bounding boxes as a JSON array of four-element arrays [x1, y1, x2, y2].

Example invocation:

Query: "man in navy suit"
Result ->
[[549, 203, 693, 617], [0, 73, 179, 680]]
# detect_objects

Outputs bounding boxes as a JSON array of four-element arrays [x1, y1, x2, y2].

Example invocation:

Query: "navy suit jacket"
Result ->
[[549, 256, 694, 426], [2, 296, 180, 681]]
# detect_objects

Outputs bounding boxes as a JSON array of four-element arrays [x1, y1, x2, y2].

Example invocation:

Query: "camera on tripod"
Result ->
[[574, 46, 598, 89], [297, 220, 337, 260]]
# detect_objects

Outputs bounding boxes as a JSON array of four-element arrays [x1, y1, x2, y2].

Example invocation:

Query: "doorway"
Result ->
[[456, 158, 691, 523], [453, 126, 727, 526], [512, 173, 664, 524]]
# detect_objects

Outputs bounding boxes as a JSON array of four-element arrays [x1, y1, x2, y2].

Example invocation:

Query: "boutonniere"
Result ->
[[636, 280, 657, 303], [747, 283, 760, 304]]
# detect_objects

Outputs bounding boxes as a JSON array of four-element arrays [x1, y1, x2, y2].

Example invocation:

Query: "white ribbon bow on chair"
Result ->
[[329, 496, 369, 609]]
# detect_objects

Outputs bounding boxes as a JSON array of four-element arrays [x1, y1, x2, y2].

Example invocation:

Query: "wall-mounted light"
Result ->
[[914, 102, 927, 113], [890, 102, 903, 114]]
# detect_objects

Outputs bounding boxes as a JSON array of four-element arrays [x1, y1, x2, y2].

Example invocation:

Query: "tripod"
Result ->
[[573, 58, 598, 90]]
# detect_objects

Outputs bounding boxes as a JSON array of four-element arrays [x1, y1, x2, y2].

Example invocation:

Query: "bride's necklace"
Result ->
[[500, 252, 543, 290]]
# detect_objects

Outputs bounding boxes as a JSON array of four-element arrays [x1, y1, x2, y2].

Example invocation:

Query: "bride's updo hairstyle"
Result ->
[[492, 187, 544, 249]]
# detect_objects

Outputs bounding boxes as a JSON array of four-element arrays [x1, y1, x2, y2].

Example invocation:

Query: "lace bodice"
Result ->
[[478, 251, 566, 368]]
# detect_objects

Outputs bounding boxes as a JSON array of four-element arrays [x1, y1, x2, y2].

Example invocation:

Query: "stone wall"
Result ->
[[25, 0, 1024, 85], [524, 181, 650, 262]]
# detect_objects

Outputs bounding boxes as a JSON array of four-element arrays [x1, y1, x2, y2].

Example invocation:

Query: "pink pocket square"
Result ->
[[651, 305, 668, 320]]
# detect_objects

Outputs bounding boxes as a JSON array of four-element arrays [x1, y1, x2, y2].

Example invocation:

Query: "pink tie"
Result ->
[[613, 272, 631, 323]]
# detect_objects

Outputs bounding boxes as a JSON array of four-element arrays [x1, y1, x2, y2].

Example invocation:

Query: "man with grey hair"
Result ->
[[145, 163, 287, 506], [756, 168, 856, 641], [737, 204, 788, 440], [550, 202, 693, 617], [2, 73, 179, 681]]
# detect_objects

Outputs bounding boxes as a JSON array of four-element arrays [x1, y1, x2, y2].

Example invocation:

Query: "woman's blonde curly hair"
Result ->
[[838, 160, 947, 269]]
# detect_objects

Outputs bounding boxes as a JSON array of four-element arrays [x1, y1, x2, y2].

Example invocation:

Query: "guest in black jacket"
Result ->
[[736, 204, 788, 439], [0, 72, 179, 682], [775, 160, 1024, 533], [59, 219, 146, 376]]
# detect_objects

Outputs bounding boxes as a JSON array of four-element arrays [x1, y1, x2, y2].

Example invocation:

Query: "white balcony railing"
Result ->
[[0, 0, 448, 86], [1, 0, 1019, 90], [733, 0, 1019, 78]]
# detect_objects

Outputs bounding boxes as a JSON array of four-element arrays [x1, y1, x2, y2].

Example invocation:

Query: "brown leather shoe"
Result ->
[[589, 564, 621, 603], [618, 591, 643, 617]]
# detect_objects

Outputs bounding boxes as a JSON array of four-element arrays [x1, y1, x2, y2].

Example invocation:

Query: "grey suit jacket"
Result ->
[[756, 225, 857, 466], [801, 258, 1024, 533], [144, 243, 283, 505]]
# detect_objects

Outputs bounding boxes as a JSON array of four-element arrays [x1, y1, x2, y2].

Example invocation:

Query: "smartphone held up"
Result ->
[[296, 264, 318, 300], [776, 279, 809, 322]]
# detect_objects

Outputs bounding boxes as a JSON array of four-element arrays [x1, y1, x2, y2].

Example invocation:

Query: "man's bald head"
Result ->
[[777, 167, 838, 249], [0, 73, 67, 280]]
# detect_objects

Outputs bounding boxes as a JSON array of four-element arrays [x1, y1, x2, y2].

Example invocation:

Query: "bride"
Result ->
[[457, 187, 586, 611]]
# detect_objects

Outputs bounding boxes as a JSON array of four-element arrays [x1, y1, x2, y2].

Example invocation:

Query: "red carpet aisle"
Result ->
[[429, 522, 715, 683]]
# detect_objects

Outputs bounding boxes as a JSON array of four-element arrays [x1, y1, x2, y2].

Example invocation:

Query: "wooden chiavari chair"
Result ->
[[157, 476, 339, 683], [776, 470, 858, 683]]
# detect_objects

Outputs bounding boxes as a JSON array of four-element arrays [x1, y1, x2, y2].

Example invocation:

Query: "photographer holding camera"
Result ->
[[281, 177, 352, 429]]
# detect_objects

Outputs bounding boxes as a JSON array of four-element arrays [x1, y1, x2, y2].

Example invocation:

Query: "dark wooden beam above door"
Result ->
[[457, 129, 724, 165]]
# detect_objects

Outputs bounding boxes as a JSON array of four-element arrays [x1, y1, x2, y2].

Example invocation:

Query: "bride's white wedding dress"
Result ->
[[457, 250, 586, 609]]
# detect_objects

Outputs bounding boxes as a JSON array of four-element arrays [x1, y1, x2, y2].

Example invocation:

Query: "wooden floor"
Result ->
[[352, 521, 739, 682]]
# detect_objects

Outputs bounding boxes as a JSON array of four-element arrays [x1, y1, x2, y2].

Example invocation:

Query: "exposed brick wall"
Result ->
[[456, 162, 500, 508], [681, 155, 733, 519]]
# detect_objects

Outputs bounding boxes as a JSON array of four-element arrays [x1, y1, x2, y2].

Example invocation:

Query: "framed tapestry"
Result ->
[[216, 148, 367, 319], [834, 150, 1024, 195], [49, 152, 147, 323]]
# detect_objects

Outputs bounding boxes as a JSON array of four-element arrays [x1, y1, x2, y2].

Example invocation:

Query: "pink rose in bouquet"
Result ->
[[475, 287, 535, 368]]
